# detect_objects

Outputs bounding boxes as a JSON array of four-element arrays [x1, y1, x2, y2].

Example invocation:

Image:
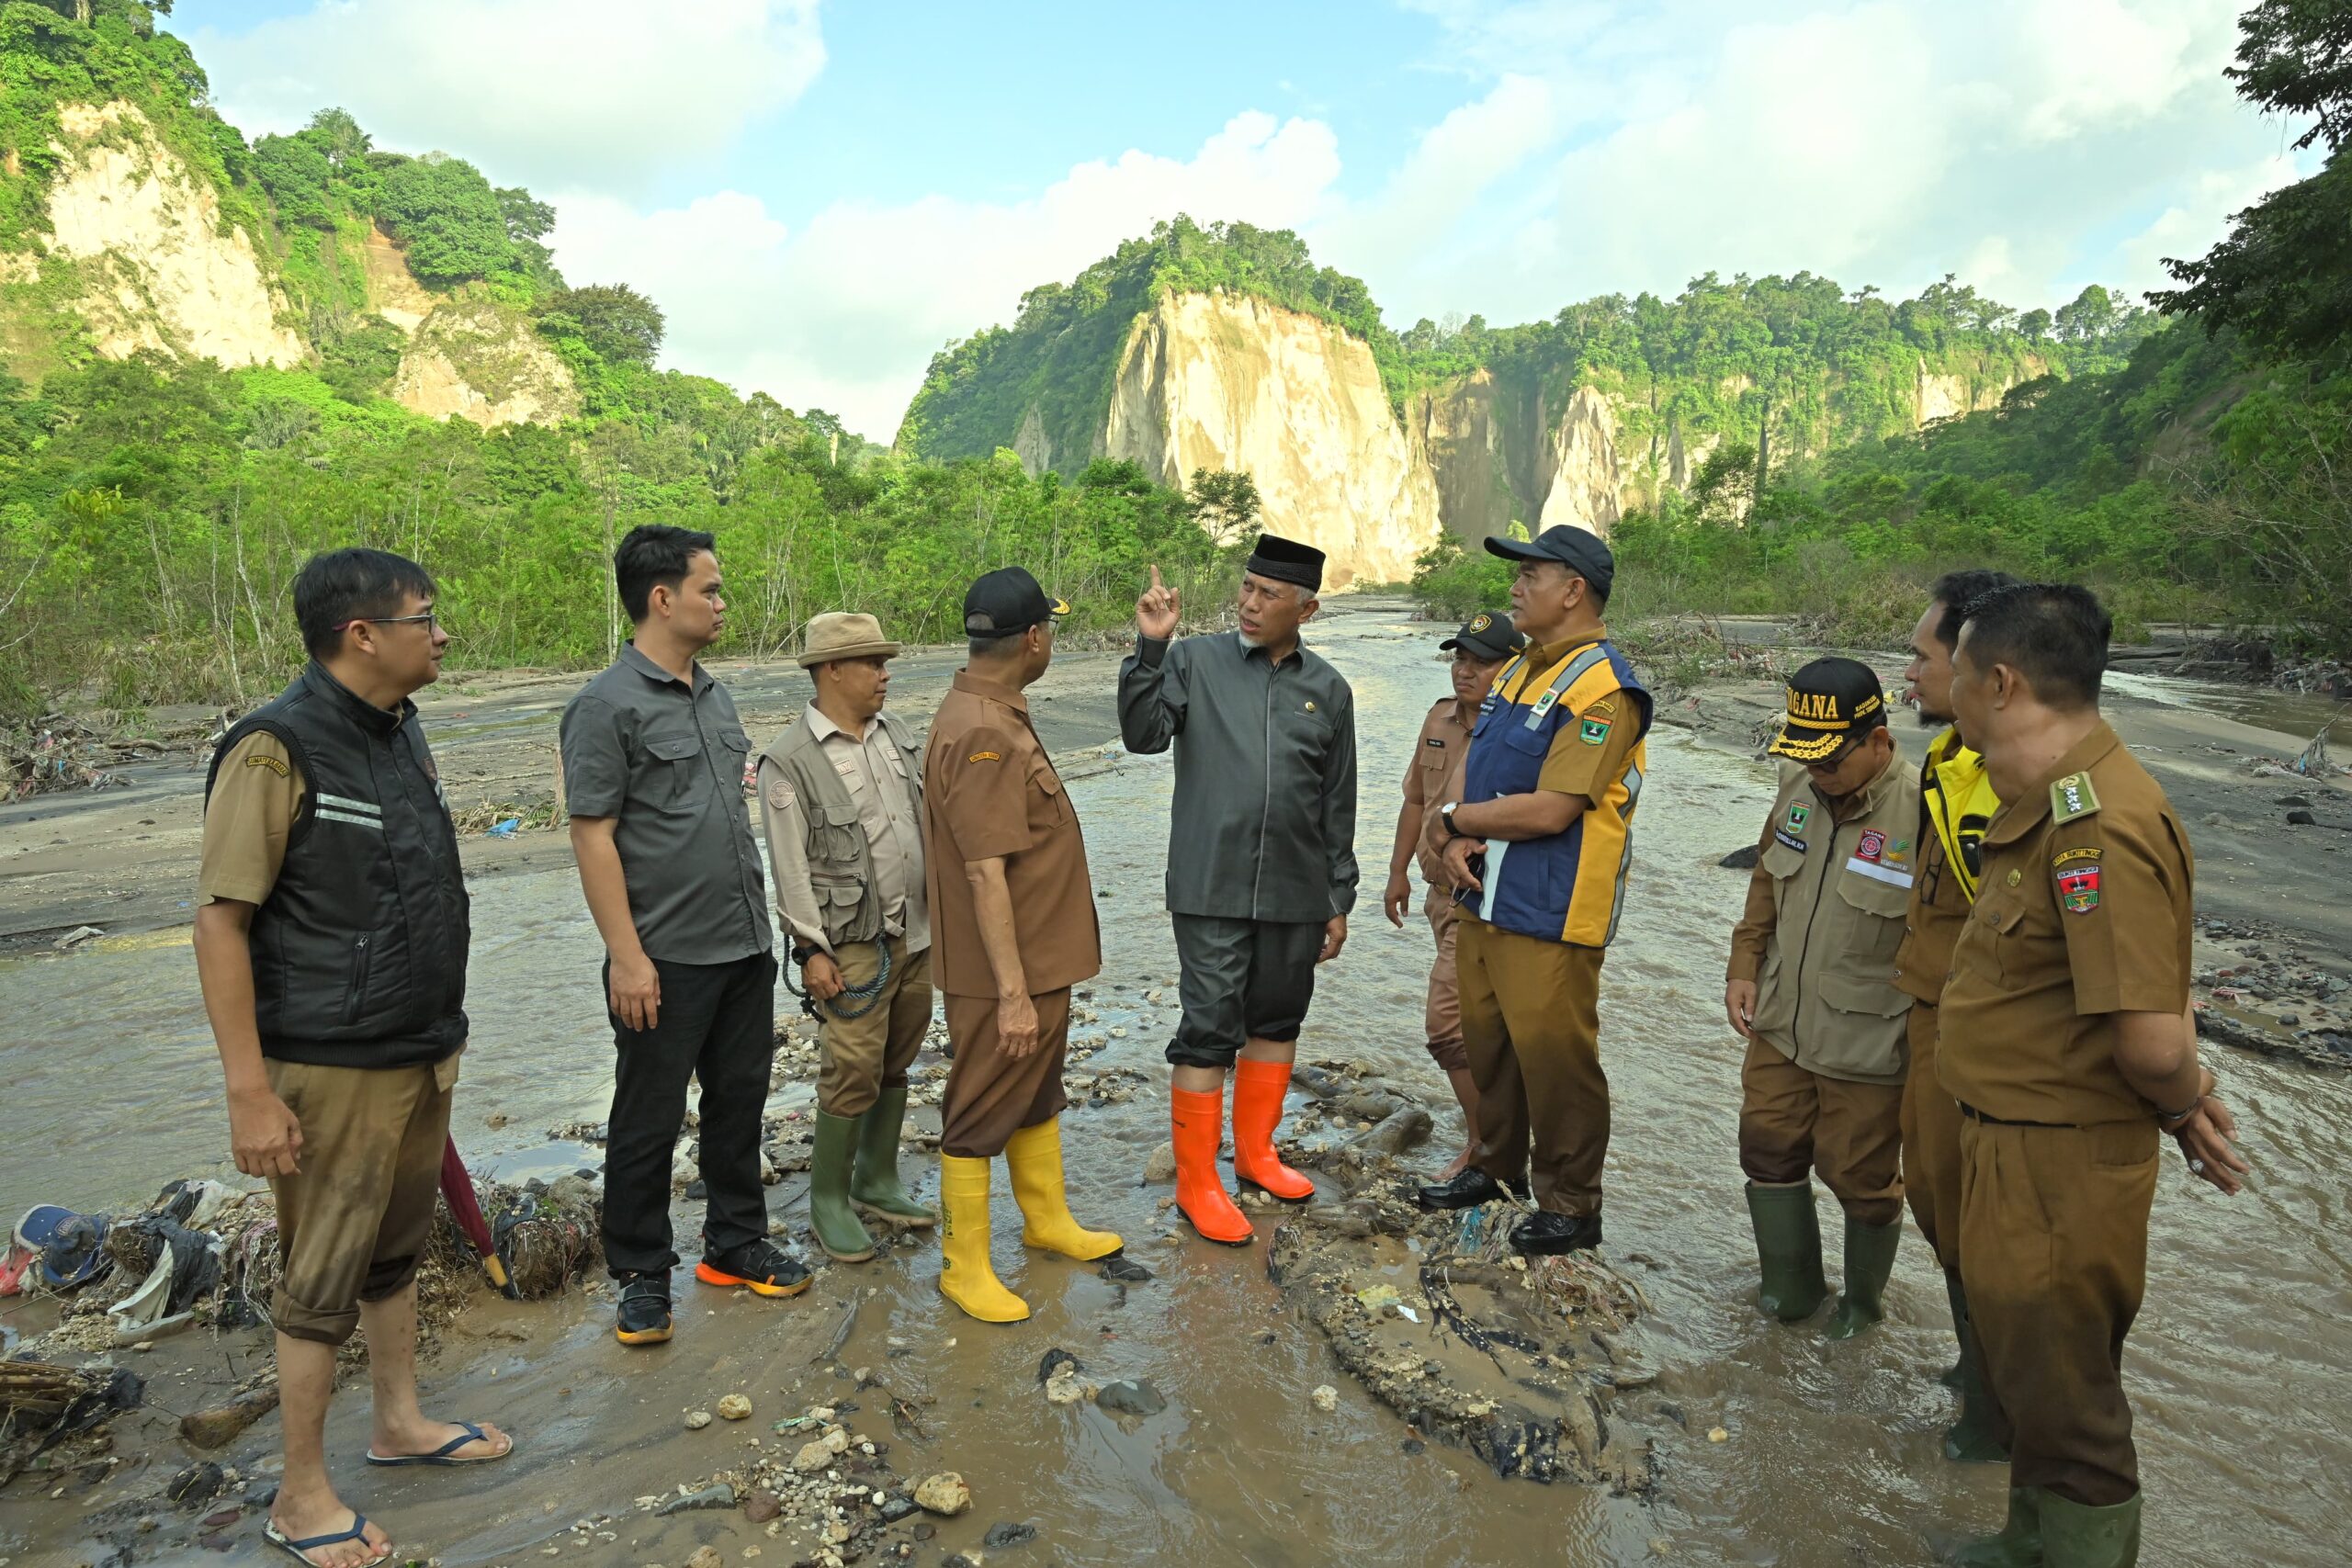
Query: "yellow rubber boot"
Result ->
[[936, 1155, 1030, 1324], [1005, 1117, 1124, 1261]]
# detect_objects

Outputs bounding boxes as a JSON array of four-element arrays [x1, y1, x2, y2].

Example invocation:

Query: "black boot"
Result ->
[[1417, 1168, 1521, 1210], [1510, 1211, 1602, 1255]]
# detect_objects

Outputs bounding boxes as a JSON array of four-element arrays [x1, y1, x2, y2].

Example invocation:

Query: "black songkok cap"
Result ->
[[1245, 533, 1325, 592]]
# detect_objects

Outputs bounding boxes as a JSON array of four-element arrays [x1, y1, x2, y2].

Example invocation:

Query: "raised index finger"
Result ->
[[1148, 564, 1163, 590]]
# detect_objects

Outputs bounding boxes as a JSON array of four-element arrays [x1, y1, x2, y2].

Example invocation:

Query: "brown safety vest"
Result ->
[[1747, 756, 1921, 1085]]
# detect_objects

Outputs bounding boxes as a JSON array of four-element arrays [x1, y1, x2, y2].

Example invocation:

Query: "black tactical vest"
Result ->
[[204, 663, 470, 1068]]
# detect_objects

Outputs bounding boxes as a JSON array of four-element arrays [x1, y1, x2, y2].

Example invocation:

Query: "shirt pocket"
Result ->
[[1837, 866, 1913, 961], [1805, 972, 1911, 1079], [1971, 895, 2029, 987], [1030, 763, 1074, 830], [636, 730, 707, 814], [811, 801, 864, 866], [718, 728, 754, 795]]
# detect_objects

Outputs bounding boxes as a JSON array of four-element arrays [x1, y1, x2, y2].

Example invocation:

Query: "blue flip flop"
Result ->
[[265, 1514, 388, 1565], [364, 1419, 509, 1467]]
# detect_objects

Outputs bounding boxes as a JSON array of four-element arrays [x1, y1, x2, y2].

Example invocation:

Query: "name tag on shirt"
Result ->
[[1846, 856, 1914, 887]]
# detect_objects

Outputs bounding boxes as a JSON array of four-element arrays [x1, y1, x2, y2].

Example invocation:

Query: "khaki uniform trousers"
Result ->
[[1738, 1036, 1905, 1225], [1899, 1002, 1964, 1268], [815, 936, 934, 1119], [938, 988, 1072, 1160], [1959, 1116, 2159, 1507], [1421, 888, 1467, 1073], [1459, 918, 1608, 1215], [265, 1053, 458, 1345]]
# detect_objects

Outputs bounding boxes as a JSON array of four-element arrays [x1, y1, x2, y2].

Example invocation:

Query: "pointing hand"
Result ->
[[1136, 564, 1182, 642]]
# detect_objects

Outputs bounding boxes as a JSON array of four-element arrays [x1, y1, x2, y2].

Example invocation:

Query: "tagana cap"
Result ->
[[964, 566, 1070, 638], [1245, 533, 1325, 592], [1768, 656, 1888, 763], [797, 611, 900, 669], [1484, 525, 1615, 600], [1440, 610, 1526, 662]]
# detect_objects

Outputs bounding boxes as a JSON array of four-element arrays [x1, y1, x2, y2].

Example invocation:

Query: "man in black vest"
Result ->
[[197, 548, 508, 1568], [563, 525, 807, 1348]]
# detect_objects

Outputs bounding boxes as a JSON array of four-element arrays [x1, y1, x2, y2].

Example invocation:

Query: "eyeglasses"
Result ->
[[333, 612, 441, 633], [1804, 741, 1859, 773]]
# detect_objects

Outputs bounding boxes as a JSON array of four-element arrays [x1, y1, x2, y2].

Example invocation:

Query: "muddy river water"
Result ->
[[3, 600, 2346, 1566]]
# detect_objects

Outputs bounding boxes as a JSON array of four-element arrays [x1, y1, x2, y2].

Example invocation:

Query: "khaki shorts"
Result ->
[[265, 1051, 459, 1346]]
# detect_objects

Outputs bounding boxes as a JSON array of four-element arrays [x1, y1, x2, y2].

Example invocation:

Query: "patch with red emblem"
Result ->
[[1857, 829, 1886, 863], [2057, 863, 2101, 913]]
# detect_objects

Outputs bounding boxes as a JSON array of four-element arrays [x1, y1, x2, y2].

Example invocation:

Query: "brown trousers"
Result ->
[[1459, 919, 1608, 1215], [1421, 888, 1467, 1073], [815, 937, 934, 1118], [1900, 1002, 1964, 1268], [265, 1053, 458, 1346], [1738, 1036, 1905, 1225], [1959, 1116, 2159, 1506], [938, 988, 1071, 1159]]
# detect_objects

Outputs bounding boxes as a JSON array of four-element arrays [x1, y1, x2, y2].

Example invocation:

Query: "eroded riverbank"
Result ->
[[5, 599, 2348, 1568]]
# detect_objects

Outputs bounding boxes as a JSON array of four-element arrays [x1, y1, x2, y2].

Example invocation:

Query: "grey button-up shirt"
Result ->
[[1118, 631, 1360, 923], [560, 644, 773, 964]]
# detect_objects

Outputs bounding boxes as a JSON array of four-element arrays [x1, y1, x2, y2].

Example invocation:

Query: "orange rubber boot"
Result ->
[[1171, 1088, 1253, 1245], [1231, 1059, 1316, 1201]]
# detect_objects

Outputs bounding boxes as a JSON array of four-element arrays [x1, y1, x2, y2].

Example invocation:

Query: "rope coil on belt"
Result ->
[[783, 936, 894, 1022]]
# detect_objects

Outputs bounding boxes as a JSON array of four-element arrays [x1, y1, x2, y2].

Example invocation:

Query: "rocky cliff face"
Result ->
[[389, 293, 578, 427], [34, 102, 302, 372], [1098, 292, 1442, 586]]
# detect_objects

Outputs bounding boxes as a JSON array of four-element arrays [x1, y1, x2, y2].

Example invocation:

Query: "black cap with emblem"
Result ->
[[1440, 610, 1526, 661], [1245, 533, 1326, 592], [1768, 656, 1889, 762], [964, 566, 1070, 638]]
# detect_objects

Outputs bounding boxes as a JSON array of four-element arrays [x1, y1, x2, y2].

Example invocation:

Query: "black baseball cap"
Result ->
[[1769, 657, 1888, 763], [1439, 610, 1525, 661], [964, 566, 1069, 638], [1485, 525, 1615, 600]]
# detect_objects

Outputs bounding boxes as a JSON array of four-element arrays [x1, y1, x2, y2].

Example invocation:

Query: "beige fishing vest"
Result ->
[[760, 708, 923, 951], [1747, 755, 1921, 1085]]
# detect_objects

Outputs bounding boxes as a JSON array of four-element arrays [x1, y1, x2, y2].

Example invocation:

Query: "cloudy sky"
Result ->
[[189, 0, 2311, 442]]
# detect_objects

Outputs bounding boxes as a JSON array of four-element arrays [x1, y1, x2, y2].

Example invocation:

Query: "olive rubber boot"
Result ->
[[1826, 1215, 1901, 1338], [851, 1086, 935, 1228], [808, 1111, 876, 1263], [1943, 1271, 2010, 1463], [1745, 1181, 1826, 1322], [936, 1155, 1029, 1324], [2039, 1492, 2140, 1568], [1941, 1487, 2045, 1567]]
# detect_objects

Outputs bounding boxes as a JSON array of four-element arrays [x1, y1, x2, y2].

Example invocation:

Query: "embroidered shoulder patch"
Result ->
[[1786, 802, 1812, 832], [1578, 716, 1612, 746], [243, 751, 289, 777], [967, 750, 1001, 764], [764, 778, 796, 810], [1857, 829, 1886, 863], [2056, 863, 2102, 913], [2050, 772, 2102, 824], [2052, 845, 2102, 867]]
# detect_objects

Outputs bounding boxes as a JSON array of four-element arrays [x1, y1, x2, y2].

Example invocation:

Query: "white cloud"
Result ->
[[548, 112, 1342, 440], [2113, 153, 2305, 288], [193, 0, 824, 193]]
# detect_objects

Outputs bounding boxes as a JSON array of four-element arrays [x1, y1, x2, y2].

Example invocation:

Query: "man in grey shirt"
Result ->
[[561, 525, 808, 1349], [1119, 535, 1358, 1246]]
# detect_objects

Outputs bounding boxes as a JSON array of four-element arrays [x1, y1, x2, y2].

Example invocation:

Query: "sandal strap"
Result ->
[[283, 1513, 372, 1551]]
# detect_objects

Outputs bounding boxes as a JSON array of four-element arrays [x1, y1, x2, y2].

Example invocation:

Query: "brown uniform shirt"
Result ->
[[922, 670, 1102, 999], [198, 732, 308, 906], [1404, 697, 1471, 885], [1937, 721, 2194, 1126]]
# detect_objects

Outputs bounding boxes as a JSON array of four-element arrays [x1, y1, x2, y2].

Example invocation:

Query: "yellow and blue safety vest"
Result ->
[[1460, 637, 1652, 947]]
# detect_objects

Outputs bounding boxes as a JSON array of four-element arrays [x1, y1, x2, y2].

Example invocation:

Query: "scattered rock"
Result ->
[[1099, 1257, 1154, 1283], [1717, 844, 1759, 870], [717, 1393, 752, 1421], [1037, 1348, 1082, 1383], [876, 1494, 920, 1523], [1142, 1142, 1178, 1183], [983, 1522, 1038, 1549], [913, 1472, 972, 1517], [687, 1549, 724, 1568], [659, 1483, 736, 1516], [1094, 1379, 1167, 1417], [793, 1439, 834, 1472], [1043, 1370, 1087, 1406], [167, 1463, 227, 1508], [1348, 1106, 1434, 1156], [2282, 795, 2314, 808], [2288, 809, 2318, 826], [1707, 1427, 1729, 1443], [1310, 1385, 1339, 1414], [684, 1410, 713, 1430], [743, 1489, 782, 1524]]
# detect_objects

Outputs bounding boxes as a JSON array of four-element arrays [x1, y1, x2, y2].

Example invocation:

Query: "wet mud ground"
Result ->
[[3, 599, 2349, 1567]]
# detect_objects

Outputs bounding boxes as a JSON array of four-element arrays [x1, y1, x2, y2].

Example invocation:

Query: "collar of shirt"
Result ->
[[951, 668, 1030, 716], [306, 660, 414, 734], [1526, 626, 1611, 671], [1984, 719, 2121, 848], [620, 640, 710, 694], [803, 702, 875, 744], [1233, 630, 1305, 669]]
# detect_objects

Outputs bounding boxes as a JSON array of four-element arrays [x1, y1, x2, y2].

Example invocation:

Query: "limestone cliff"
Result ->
[[389, 292, 578, 428], [28, 102, 302, 373], [1100, 292, 1441, 587]]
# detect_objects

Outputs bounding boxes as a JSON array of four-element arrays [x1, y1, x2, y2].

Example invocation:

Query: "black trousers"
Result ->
[[1167, 914, 1323, 1068], [601, 953, 776, 1277]]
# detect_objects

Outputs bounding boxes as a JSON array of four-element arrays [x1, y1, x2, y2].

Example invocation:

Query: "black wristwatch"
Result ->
[[1440, 801, 1464, 840], [791, 942, 821, 965]]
